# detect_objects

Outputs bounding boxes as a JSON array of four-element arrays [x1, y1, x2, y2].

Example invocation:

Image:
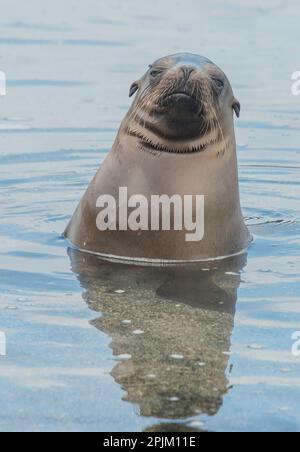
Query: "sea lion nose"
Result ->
[[180, 65, 196, 81]]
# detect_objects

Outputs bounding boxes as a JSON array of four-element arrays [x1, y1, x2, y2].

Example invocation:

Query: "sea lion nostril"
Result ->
[[181, 66, 196, 81]]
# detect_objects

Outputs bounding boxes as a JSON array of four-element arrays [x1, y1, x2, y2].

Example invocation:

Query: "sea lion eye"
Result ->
[[149, 68, 163, 78], [213, 78, 224, 90]]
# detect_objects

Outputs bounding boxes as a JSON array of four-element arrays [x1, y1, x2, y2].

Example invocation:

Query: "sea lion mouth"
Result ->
[[140, 139, 210, 154], [127, 128, 215, 154]]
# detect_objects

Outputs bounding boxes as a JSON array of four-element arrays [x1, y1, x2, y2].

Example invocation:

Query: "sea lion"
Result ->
[[65, 53, 251, 263]]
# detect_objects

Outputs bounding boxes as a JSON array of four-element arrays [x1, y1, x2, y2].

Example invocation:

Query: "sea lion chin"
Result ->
[[65, 52, 251, 263]]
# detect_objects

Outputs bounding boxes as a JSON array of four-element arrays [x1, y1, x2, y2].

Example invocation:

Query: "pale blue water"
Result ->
[[0, 0, 300, 432]]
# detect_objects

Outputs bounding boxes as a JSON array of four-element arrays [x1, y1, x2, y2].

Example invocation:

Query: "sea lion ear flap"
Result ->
[[129, 81, 139, 98], [233, 99, 241, 118]]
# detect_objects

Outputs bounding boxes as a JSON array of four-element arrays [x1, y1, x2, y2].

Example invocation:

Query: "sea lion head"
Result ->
[[125, 53, 240, 154]]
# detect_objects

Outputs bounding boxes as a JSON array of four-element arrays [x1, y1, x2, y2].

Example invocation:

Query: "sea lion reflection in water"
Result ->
[[65, 53, 251, 263], [69, 249, 247, 426]]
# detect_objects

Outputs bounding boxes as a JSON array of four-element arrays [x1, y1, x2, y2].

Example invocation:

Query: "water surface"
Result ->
[[0, 0, 300, 432]]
